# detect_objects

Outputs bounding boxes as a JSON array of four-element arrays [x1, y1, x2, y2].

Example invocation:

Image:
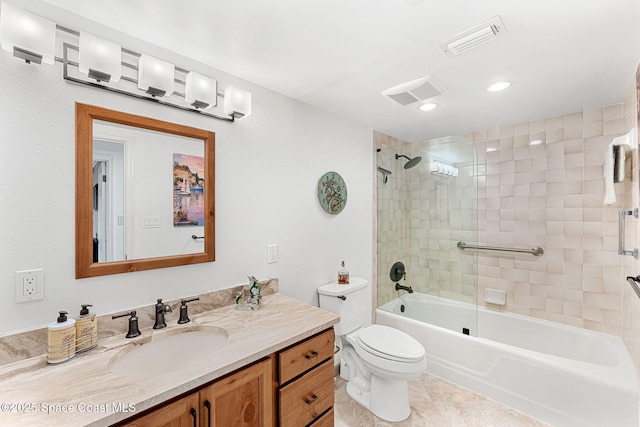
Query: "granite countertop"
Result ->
[[0, 293, 338, 427]]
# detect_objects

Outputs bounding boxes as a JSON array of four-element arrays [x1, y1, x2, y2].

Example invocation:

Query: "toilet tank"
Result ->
[[318, 277, 371, 336]]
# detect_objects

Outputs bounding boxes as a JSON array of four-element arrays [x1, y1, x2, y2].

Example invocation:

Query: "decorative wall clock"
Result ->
[[317, 171, 347, 214]]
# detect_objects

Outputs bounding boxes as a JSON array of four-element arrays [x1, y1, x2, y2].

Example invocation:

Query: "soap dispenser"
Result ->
[[75, 304, 97, 353], [47, 311, 76, 364]]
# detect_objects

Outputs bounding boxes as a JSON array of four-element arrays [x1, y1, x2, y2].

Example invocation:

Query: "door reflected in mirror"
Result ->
[[76, 103, 215, 278], [92, 138, 125, 262]]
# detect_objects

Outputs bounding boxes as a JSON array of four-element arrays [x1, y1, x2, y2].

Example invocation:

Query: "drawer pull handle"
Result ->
[[305, 394, 318, 405], [305, 350, 318, 360]]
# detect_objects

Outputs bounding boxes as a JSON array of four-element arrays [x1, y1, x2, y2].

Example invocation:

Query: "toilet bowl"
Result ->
[[318, 278, 426, 422], [342, 324, 425, 421]]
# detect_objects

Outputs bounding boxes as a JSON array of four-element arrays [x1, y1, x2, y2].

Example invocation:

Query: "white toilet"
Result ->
[[318, 277, 426, 422]]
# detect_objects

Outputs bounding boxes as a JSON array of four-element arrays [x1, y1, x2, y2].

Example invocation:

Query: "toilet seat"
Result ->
[[353, 325, 425, 362]]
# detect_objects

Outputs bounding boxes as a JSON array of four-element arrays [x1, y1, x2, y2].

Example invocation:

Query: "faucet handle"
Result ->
[[177, 297, 200, 324], [156, 298, 172, 313], [112, 311, 141, 338]]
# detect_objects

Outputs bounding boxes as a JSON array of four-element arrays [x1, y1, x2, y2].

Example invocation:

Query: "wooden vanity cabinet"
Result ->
[[118, 327, 336, 427], [277, 328, 335, 426], [119, 358, 272, 427], [119, 393, 199, 427]]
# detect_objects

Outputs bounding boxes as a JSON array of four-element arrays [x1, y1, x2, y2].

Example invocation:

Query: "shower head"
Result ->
[[395, 153, 422, 169]]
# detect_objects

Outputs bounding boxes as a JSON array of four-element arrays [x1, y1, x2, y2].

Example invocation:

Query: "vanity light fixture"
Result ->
[[0, 3, 252, 122], [185, 71, 218, 109], [138, 54, 175, 97], [78, 32, 121, 82], [224, 86, 252, 119], [486, 81, 511, 92], [0, 2, 55, 64]]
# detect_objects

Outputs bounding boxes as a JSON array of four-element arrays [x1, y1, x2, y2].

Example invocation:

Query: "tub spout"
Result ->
[[395, 283, 413, 294]]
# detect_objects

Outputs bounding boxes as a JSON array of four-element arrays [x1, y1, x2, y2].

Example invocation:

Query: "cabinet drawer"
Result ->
[[279, 328, 334, 384], [309, 407, 334, 427], [279, 359, 334, 427]]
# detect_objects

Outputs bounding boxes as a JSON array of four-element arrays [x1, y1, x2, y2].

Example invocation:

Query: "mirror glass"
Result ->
[[76, 103, 215, 278]]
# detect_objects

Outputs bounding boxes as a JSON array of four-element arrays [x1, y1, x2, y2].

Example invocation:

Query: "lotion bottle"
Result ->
[[47, 311, 76, 364], [75, 304, 97, 353]]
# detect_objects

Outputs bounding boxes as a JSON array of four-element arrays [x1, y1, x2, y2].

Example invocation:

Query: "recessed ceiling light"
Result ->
[[418, 102, 437, 111], [486, 81, 511, 92], [486, 147, 498, 152], [529, 139, 543, 146]]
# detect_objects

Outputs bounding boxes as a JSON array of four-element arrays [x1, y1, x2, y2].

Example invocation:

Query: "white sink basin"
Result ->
[[108, 327, 228, 377]]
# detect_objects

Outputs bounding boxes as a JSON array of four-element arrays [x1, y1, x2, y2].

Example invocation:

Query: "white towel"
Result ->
[[604, 128, 638, 205]]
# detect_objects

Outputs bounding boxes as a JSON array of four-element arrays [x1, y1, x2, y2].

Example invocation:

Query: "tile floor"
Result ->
[[334, 373, 549, 426]]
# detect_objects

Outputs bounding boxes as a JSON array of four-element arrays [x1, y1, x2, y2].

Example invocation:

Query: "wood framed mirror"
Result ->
[[76, 103, 215, 278]]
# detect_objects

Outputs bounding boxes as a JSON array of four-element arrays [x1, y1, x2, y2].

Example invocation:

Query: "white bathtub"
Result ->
[[378, 293, 639, 427]]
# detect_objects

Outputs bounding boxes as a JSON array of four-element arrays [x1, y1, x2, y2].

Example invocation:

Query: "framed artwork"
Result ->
[[173, 153, 205, 226], [317, 171, 347, 214]]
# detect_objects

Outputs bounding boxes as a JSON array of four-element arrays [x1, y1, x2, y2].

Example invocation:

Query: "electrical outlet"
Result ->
[[24, 276, 36, 295], [15, 269, 44, 303]]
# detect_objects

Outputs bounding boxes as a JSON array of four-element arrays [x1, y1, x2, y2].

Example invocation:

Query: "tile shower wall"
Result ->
[[467, 106, 626, 335], [375, 134, 477, 307], [376, 103, 630, 336], [621, 69, 640, 373], [375, 132, 411, 307]]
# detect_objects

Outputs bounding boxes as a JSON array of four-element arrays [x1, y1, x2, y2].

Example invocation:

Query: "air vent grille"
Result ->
[[387, 92, 420, 106], [438, 16, 506, 56], [382, 76, 446, 106]]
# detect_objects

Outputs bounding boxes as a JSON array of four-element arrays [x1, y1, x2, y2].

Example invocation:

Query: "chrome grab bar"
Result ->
[[618, 209, 638, 259], [457, 241, 544, 257]]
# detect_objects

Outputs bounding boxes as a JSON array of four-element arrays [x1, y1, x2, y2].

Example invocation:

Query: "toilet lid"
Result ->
[[355, 325, 425, 362]]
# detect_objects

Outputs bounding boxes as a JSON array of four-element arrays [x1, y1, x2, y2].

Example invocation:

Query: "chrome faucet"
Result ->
[[153, 298, 173, 329], [395, 283, 414, 294]]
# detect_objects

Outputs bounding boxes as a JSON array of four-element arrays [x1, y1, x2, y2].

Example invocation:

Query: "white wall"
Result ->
[[0, 3, 373, 335]]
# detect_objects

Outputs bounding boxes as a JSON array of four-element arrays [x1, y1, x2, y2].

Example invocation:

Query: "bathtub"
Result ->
[[377, 293, 639, 427]]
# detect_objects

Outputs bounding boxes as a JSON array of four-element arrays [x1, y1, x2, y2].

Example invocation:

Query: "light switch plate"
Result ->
[[267, 244, 278, 264]]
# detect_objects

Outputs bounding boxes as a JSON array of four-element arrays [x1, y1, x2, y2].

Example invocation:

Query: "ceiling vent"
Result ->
[[437, 16, 507, 56], [382, 76, 446, 106]]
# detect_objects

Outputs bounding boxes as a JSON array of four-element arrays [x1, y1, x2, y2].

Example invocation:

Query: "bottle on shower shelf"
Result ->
[[338, 260, 350, 285]]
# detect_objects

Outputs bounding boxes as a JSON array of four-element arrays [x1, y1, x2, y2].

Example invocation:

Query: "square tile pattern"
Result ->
[[376, 103, 630, 334], [334, 373, 549, 426]]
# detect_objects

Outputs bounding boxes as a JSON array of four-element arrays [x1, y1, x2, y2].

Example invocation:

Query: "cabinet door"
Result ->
[[199, 357, 273, 427], [121, 393, 199, 427]]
